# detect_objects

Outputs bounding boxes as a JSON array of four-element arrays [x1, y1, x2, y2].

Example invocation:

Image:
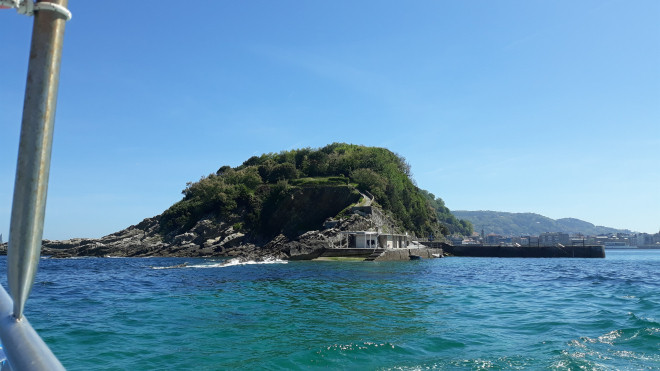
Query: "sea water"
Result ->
[[1, 250, 658, 370]]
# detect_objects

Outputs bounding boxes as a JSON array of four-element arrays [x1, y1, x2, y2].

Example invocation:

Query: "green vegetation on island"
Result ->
[[422, 190, 473, 236], [159, 143, 472, 240]]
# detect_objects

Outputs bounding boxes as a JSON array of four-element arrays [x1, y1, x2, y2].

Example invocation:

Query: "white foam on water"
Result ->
[[151, 257, 287, 270], [151, 265, 184, 270], [188, 257, 288, 268]]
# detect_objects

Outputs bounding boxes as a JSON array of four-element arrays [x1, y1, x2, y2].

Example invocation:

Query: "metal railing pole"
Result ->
[[7, 0, 69, 320], [0, 285, 65, 370]]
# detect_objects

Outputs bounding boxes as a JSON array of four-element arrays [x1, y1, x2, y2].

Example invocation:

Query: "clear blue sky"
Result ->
[[1, 1, 659, 240]]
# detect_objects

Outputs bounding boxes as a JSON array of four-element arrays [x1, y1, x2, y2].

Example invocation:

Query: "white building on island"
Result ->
[[338, 231, 410, 249]]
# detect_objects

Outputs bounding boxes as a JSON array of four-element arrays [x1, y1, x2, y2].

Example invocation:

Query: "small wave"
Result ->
[[385, 355, 533, 370], [577, 326, 659, 348], [188, 257, 288, 268], [151, 257, 287, 270], [561, 321, 660, 369], [151, 262, 190, 270], [628, 311, 660, 327], [597, 330, 622, 345], [316, 341, 396, 356]]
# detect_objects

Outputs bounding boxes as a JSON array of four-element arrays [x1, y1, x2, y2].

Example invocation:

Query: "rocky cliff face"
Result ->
[[259, 185, 361, 238]]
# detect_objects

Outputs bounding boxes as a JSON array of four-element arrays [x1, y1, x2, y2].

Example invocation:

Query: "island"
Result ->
[[1, 144, 469, 261]]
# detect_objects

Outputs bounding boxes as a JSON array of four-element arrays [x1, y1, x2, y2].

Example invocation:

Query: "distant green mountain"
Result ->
[[451, 210, 632, 236]]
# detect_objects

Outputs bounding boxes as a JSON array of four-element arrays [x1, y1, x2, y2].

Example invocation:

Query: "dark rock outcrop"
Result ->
[[260, 186, 361, 238]]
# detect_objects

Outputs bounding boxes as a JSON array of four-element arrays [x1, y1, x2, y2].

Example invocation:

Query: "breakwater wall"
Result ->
[[320, 248, 374, 258], [434, 244, 605, 258]]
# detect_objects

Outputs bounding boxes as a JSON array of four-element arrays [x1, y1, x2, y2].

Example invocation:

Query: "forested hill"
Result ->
[[159, 143, 473, 240], [451, 210, 631, 236]]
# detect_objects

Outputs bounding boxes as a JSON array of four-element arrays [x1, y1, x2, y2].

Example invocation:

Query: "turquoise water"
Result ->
[[1, 250, 659, 370]]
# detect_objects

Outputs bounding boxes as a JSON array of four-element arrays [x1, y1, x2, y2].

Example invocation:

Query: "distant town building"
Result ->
[[485, 233, 502, 245], [539, 232, 570, 246], [633, 232, 660, 247], [570, 236, 587, 245]]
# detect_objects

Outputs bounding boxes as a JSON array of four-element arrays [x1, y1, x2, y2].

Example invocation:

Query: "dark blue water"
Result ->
[[1, 250, 659, 370]]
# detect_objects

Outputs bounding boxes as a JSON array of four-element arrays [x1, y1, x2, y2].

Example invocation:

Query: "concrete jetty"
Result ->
[[317, 247, 443, 261]]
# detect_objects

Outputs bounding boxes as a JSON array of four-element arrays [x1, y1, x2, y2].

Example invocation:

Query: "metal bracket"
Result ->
[[0, 0, 71, 21], [34, 1, 72, 20]]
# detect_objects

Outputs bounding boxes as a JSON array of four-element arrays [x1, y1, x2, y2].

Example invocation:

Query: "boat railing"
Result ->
[[0, 286, 65, 370], [1, 1, 71, 370]]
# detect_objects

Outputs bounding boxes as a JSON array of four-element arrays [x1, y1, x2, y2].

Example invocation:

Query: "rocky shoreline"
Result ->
[[0, 208, 407, 262]]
